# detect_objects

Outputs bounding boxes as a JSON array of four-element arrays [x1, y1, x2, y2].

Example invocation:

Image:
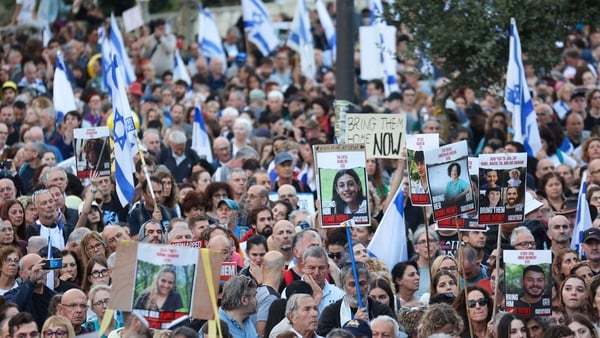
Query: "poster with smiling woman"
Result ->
[[314, 144, 370, 228]]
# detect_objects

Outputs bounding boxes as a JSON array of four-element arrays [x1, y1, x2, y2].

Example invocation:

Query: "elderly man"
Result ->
[[370, 316, 400, 338], [301, 246, 344, 313], [547, 215, 572, 255], [317, 262, 393, 336], [219, 276, 259, 337], [0, 178, 16, 211], [18, 140, 45, 194], [278, 184, 299, 210], [28, 189, 65, 248], [286, 294, 321, 338], [511, 226, 536, 250], [207, 235, 233, 263], [245, 184, 269, 211], [156, 130, 200, 183], [286, 229, 323, 285], [57, 289, 93, 335], [211, 136, 232, 170], [108, 312, 151, 338], [102, 225, 130, 254]]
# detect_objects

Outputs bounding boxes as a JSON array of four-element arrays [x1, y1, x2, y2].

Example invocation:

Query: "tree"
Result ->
[[388, 0, 600, 92]]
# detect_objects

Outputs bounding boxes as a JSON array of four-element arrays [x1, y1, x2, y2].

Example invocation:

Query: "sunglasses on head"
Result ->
[[328, 252, 342, 259], [467, 298, 488, 308]]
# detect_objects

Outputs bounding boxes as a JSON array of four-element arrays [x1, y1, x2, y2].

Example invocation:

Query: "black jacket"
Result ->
[[317, 297, 394, 336]]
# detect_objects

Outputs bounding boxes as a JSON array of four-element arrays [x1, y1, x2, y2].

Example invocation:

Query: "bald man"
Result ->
[[207, 235, 232, 263], [57, 289, 92, 335], [547, 215, 572, 255], [270, 220, 296, 265], [256, 251, 285, 336], [278, 184, 299, 210], [0, 178, 16, 210]]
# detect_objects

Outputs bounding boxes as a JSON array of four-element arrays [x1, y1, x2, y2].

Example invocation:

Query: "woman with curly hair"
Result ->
[[452, 286, 493, 338], [180, 190, 206, 219], [418, 303, 464, 338], [134, 265, 183, 311], [155, 171, 180, 217], [0, 199, 27, 241], [552, 248, 579, 286], [203, 182, 234, 224], [581, 136, 600, 165]]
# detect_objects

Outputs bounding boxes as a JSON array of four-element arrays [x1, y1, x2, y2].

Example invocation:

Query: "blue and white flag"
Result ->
[[191, 102, 213, 163], [315, 0, 336, 61], [108, 53, 136, 207], [571, 173, 592, 256], [242, 0, 279, 56], [173, 49, 191, 86], [53, 53, 76, 122], [110, 13, 136, 85], [287, 0, 316, 79], [42, 22, 52, 47], [367, 187, 407, 268], [369, 0, 399, 95], [505, 18, 542, 157], [198, 6, 227, 72], [99, 26, 110, 93]]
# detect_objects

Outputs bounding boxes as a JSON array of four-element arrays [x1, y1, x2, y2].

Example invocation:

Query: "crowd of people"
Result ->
[[1, 1, 600, 338]]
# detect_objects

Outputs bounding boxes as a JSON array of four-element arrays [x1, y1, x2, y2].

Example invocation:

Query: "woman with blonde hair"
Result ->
[[80, 231, 108, 269], [134, 265, 183, 311], [42, 315, 76, 338], [88, 284, 122, 337]]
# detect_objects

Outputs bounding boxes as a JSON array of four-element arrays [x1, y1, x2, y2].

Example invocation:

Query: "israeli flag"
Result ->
[[42, 22, 52, 47], [242, 0, 279, 56], [173, 49, 191, 86], [110, 13, 136, 85], [99, 26, 110, 93], [198, 6, 227, 72], [504, 18, 542, 157], [369, 0, 399, 95], [108, 53, 136, 207], [287, 0, 316, 79], [571, 173, 592, 257], [191, 102, 213, 163], [53, 53, 76, 122], [315, 0, 336, 61]]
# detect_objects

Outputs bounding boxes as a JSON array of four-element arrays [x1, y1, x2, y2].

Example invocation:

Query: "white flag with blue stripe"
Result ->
[[242, 0, 279, 56], [198, 6, 227, 72], [108, 53, 136, 207], [504, 18, 541, 157], [110, 13, 136, 85], [287, 0, 316, 79], [173, 49, 191, 86], [367, 187, 408, 268], [369, 0, 399, 95], [53, 53, 76, 122], [192, 102, 213, 163], [315, 0, 336, 61], [571, 173, 592, 256], [99, 26, 110, 93]]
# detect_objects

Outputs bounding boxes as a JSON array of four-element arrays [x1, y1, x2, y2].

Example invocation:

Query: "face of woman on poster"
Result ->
[[158, 271, 176, 296], [335, 174, 360, 205], [450, 165, 459, 181], [488, 190, 501, 207]]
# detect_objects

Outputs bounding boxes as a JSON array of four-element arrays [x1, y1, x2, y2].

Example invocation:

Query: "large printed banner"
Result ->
[[74, 127, 111, 178], [110, 242, 221, 329], [425, 141, 475, 221], [314, 144, 370, 227], [504, 250, 552, 317], [406, 134, 439, 205], [345, 113, 406, 159], [478, 153, 527, 224]]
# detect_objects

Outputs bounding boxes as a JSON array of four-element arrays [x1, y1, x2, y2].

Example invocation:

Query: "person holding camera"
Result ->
[[141, 19, 176, 79]]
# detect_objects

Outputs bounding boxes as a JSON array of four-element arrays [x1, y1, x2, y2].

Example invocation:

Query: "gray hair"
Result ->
[[325, 329, 355, 338], [412, 224, 439, 245], [87, 284, 111, 307], [510, 226, 533, 247], [302, 246, 328, 263], [371, 315, 400, 338], [267, 90, 284, 101], [168, 225, 191, 241], [286, 294, 313, 320], [30, 141, 46, 159], [226, 167, 248, 182], [234, 146, 259, 160], [221, 276, 257, 311], [233, 117, 253, 141], [27, 236, 47, 255], [221, 107, 239, 118], [340, 261, 370, 290], [67, 227, 91, 246], [41, 166, 68, 185], [292, 228, 322, 250], [168, 130, 187, 144], [289, 209, 311, 225]]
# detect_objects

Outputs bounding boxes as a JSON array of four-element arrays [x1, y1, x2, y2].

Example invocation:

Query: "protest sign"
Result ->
[[345, 113, 406, 159], [314, 144, 370, 227], [478, 153, 527, 224], [74, 127, 111, 179], [504, 250, 552, 317], [406, 134, 439, 205], [425, 141, 475, 221], [268, 192, 315, 214]]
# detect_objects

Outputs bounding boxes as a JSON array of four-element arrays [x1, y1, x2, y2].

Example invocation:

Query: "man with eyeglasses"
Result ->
[[8, 313, 38, 338], [101, 225, 130, 254], [5, 254, 55, 329], [510, 226, 536, 250], [513, 265, 548, 316], [547, 215, 573, 255], [57, 289, 93, 335]]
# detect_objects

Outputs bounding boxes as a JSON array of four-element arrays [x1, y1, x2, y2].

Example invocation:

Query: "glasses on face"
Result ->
[[416, 240, 437, 246], [43, 329, 66, 338], [440, 266, 458, 273], [61, 303, 88, 310], [467, 297, 488, 308], [86, 242, 104, 253], [91, 269, 109, 278], [515, 241, 535, 248], [4, 257, 18, 264], [328, 252, 342, 259], [592, 196, 600, 202], [92, 298, 110, 307]]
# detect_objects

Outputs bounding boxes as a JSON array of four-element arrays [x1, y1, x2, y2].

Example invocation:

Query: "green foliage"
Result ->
[[388, 0, 600, 91]]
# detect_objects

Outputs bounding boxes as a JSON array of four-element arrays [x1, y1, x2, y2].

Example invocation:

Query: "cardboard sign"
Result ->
[[314, 144, 370, 227], [74, 127, 111, 178], [425, 141, 475, 221], [504, 250, 552, 316], [406, 134, 439, 205], [110, 242, 222, 328], [345, 113, 406, 159], [478, 153, 527, 224]]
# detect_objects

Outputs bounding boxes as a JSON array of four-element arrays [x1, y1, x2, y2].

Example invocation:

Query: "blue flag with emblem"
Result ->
[[109, 13, 136, 85], [198, 6, 227, 73], [504, 18, 541, 157], [571, 173, 592, 257], [192, 101, 213, 163], [108, 53, 136, 207], [242, 0, 279, 56]]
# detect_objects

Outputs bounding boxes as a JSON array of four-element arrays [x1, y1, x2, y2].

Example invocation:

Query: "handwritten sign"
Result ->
[[345, 114, 406, 159]]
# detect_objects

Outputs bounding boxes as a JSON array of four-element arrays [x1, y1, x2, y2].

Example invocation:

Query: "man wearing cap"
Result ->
[[1, 81, 17, 105], [547, 215, 572, 255], [215, 198, 243, 238], [272, 152, 310, 193], [582, 228, 600, 276]]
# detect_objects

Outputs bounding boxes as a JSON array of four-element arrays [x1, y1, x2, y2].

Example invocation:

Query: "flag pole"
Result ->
[[344, 221, 364, 315], [456, 217, 473, 338], [492, 224, 502, 319], [422, 207, 432, 286], [135, 136, 159, 213]]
